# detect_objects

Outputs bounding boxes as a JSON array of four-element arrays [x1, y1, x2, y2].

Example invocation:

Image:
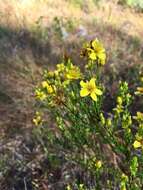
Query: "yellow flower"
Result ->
[[133, 112, 143, 122], [54, 70, 59, 77], [135, 87, 143, 95], [66, 66, 82, 80], [33, 112, 43, 126], [41, 81, 55, 94], [35, 89, 47, 100], [121, 173, 128, 181], [120, 173, 128, 190], [95, 160, 102, 169], [81, 39, 106, 65], [47, 71, 55, 77], [80, 78, 102, 101], [133, 135, 143, 149], [117, 96, 123, 105], [66, 185, 72, 190], [57, 63, 65, 72], [113, 104, 123, 114], [133, 140, 142, 149], [90, 39, 106, 65], [106, 118, 112, 127]]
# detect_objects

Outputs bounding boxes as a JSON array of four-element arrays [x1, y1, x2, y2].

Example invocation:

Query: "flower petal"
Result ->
[[95, 88, 102, 95], [98, 52, 106, 59], [89, 52, 97, 60], [133, 140, 142, 148], [98, 52, 106, 66], [80, 89, 89, 97], [90, 92, 97, 101], [80, 80, 87, 88], [89, 78, 96, 88], [91, 39, 98, 49]]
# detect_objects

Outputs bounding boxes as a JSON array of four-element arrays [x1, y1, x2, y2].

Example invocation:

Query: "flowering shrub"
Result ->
[[33, 39, 143, 189]]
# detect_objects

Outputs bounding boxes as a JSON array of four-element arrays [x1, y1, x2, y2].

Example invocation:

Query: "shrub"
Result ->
[[118, 0, 143, 12], [33, 39, 143, 189]]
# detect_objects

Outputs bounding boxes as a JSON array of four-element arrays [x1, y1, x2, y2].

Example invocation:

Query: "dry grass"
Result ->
[[0, 0, 143, 37]]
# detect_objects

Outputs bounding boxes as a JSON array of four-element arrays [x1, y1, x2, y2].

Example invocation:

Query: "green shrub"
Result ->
[[33, 39, 143, 189], [119, 0, 143, 12]]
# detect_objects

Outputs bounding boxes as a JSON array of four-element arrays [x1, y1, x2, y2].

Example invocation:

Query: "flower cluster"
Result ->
[[34, 48, 104, 110], [81, 39, 106, 65]]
